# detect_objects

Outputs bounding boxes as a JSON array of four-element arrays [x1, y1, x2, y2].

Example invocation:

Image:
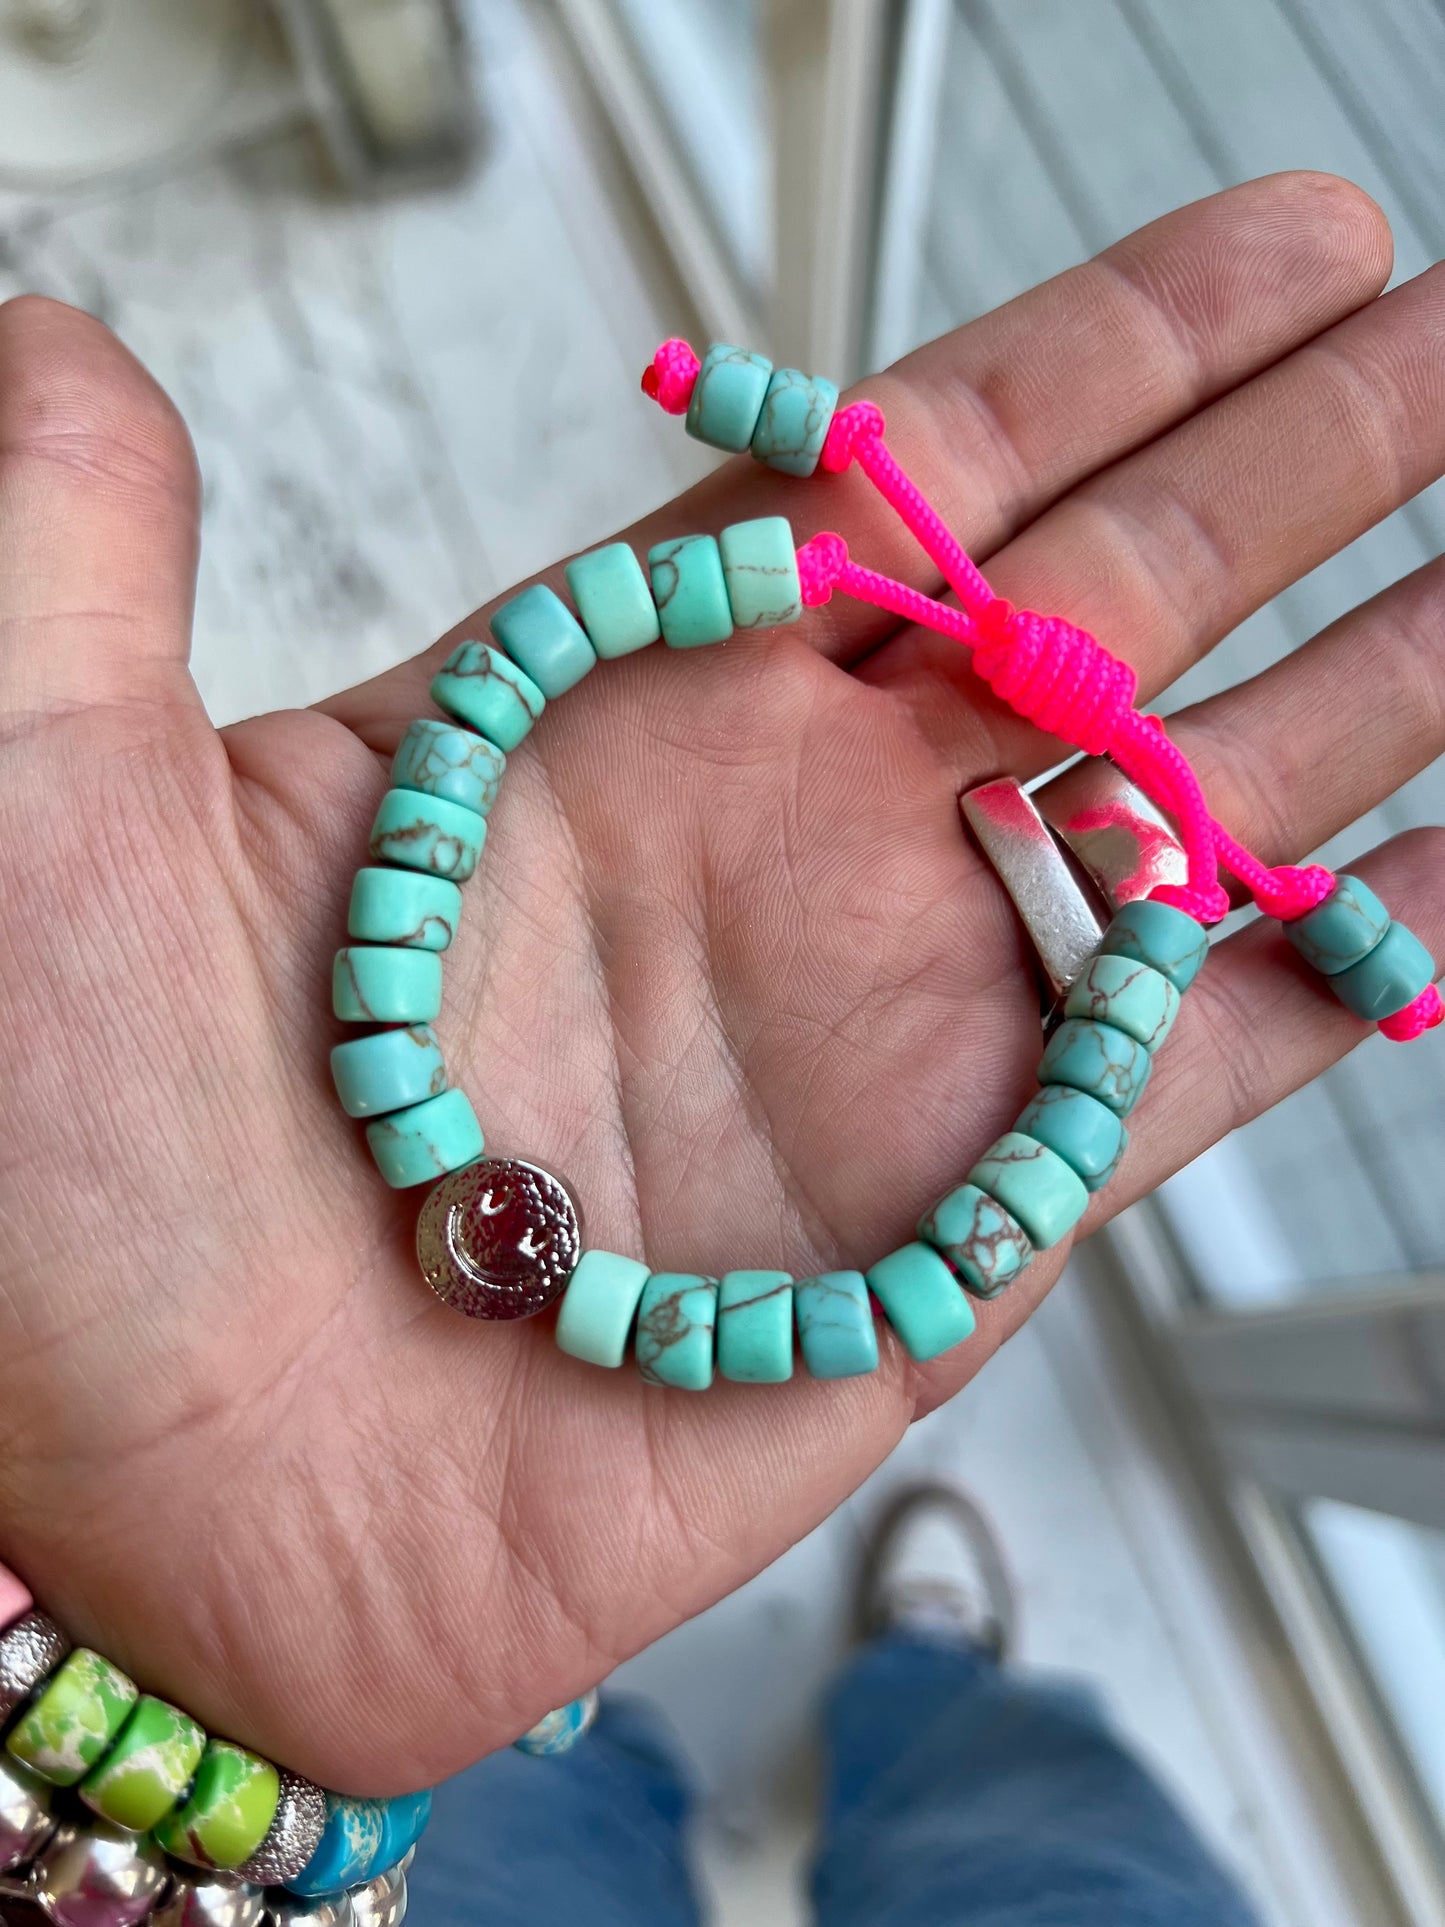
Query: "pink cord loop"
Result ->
[[1380, 982, 1444, 1041], [641, 339, 699, 415], [796, 531, 850, 606], [970, 601, 1138, 760], [1150, 879, 1233, 921], [821, 401, 886, 474]]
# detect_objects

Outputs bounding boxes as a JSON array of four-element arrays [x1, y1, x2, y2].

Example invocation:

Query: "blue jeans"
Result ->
[[409, 1636, 1260, 1926]]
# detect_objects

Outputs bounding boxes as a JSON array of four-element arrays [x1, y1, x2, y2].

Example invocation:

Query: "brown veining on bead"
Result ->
[[636, 1279, 717, 1384], [370, 809, 471, 879], [418, 1158, 582, 1320], [918, 1187, 1033, 1300], [442, 642, 544, 717]]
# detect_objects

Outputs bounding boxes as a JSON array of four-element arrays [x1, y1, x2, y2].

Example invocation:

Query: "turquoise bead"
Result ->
[[364, 1089, 483, 1189], [717, 1271, 794, 1384], [1064, 953, 1179, 1051], [749, 366, 839, 477], [490, 584, 596, 698], [649, 534, 734, 649], [685, 342, 773, 451], [1331, 920, 1437, 1021], [1014, 1085, 1126, 1192], [331, 1025, 446, 1119], [286, 1796, 385, 1897], [332, 946, 442, 1024], [565, 544, 661, 660], [369, 789, 486, 883], [431, 640, 544, 752], [794, 1271, 879, 1379], [348, 868, 462, 952], [369, 1789, 433, 1878], [866, 1243, 976, 1362], [1039, 1018, 1152, 1117], [393, 718, 505, 818], [1285, 874, 1390, 976], [968, 1132, 1089, 1250], [719, 516, 803, 629], [917, 1184, 1032, 1300], [1098, 899, 1207, 993], [514, 1695, 597, 1757], [635, 1274, 717, 1391], [555, 1250, 650, 1368]]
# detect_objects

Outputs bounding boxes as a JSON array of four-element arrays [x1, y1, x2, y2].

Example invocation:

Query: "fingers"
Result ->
[[1166, 554, 1445, 872], [870, 256, 1445, 773], [0, 297, 202, 729], [1117, 827, 1444, 1204], [325, 172, 1392, 744]]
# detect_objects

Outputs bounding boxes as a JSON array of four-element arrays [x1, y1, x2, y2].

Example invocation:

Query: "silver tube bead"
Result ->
[[237, 1776, 326, 1890], [0, 1616, 71, 1725]]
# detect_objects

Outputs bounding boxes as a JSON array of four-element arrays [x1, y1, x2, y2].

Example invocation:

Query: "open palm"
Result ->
[[1, 174, 1442, 1798]]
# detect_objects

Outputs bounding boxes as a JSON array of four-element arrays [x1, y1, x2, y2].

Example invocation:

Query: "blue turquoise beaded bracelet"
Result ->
[[329, 341, 1440, 1388]]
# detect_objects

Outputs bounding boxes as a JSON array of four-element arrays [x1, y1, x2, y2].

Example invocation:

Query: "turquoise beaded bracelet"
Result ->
[[329, 340, 1441, 1388]]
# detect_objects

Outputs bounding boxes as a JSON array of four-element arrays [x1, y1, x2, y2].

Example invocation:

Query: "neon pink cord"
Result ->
[[645, 341, 1438, 1034]]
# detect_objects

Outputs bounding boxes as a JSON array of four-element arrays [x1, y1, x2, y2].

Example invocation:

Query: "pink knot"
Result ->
[[969, 605, 1137, 759], [1380, 982, 1444, 1042], [641, 339, 699, 414], [1256, 865, 1336, 920], [821, 401, 885, 474], [1150, 880, 1232, 923], [796, 531, 849, 606]]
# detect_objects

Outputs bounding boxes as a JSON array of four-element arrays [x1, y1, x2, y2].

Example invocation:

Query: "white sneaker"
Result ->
[[855, 1483, 1017, 1659]]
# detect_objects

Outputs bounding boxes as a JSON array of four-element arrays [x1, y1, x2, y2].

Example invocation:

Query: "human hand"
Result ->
[[0, 172, 1441, 1795]]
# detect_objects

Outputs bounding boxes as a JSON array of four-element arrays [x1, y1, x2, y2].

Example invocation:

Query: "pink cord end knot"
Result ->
[[797, 531, 849, 606], [1256, 865, 1336, 920], [1379, 982, 1444, 1042], [642, 339, 699, 414], [821, 401, 885, 474]]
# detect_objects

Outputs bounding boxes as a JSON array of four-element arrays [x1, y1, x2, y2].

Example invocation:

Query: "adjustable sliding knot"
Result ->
[[640, 338, 700, 415], [970, 601, 1137, 760], [796, 531, 850, 606], [820, 401, 885, 474]]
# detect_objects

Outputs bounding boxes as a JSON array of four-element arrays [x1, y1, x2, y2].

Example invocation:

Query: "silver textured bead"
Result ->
[[149, 1875, 264, 1927], [347, 1871, 404, 1927], [261, 1892, 354, 1927], [0, 1754, 55, 1875], [960, 779, 1106, 999], [31, 1820, 168, 1927], [0, 1616, 71, 1724], [237, 1776, 326, 1889]]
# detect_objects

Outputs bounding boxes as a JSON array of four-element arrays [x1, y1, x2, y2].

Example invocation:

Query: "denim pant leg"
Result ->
[[812, 1635, 1261, 1927], [406, 1698, 700, 1927]]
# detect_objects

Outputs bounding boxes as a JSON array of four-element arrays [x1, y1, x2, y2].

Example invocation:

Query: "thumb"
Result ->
[[0, 296, 203, 729]]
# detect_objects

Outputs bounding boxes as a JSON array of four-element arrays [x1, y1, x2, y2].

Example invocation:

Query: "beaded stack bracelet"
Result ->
[[0, 1585, 595, 1927], [329, 337, 1442, 1386]]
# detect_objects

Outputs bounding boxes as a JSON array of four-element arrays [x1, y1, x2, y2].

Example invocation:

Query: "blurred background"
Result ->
[[1, 2, 1441, 1922]]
